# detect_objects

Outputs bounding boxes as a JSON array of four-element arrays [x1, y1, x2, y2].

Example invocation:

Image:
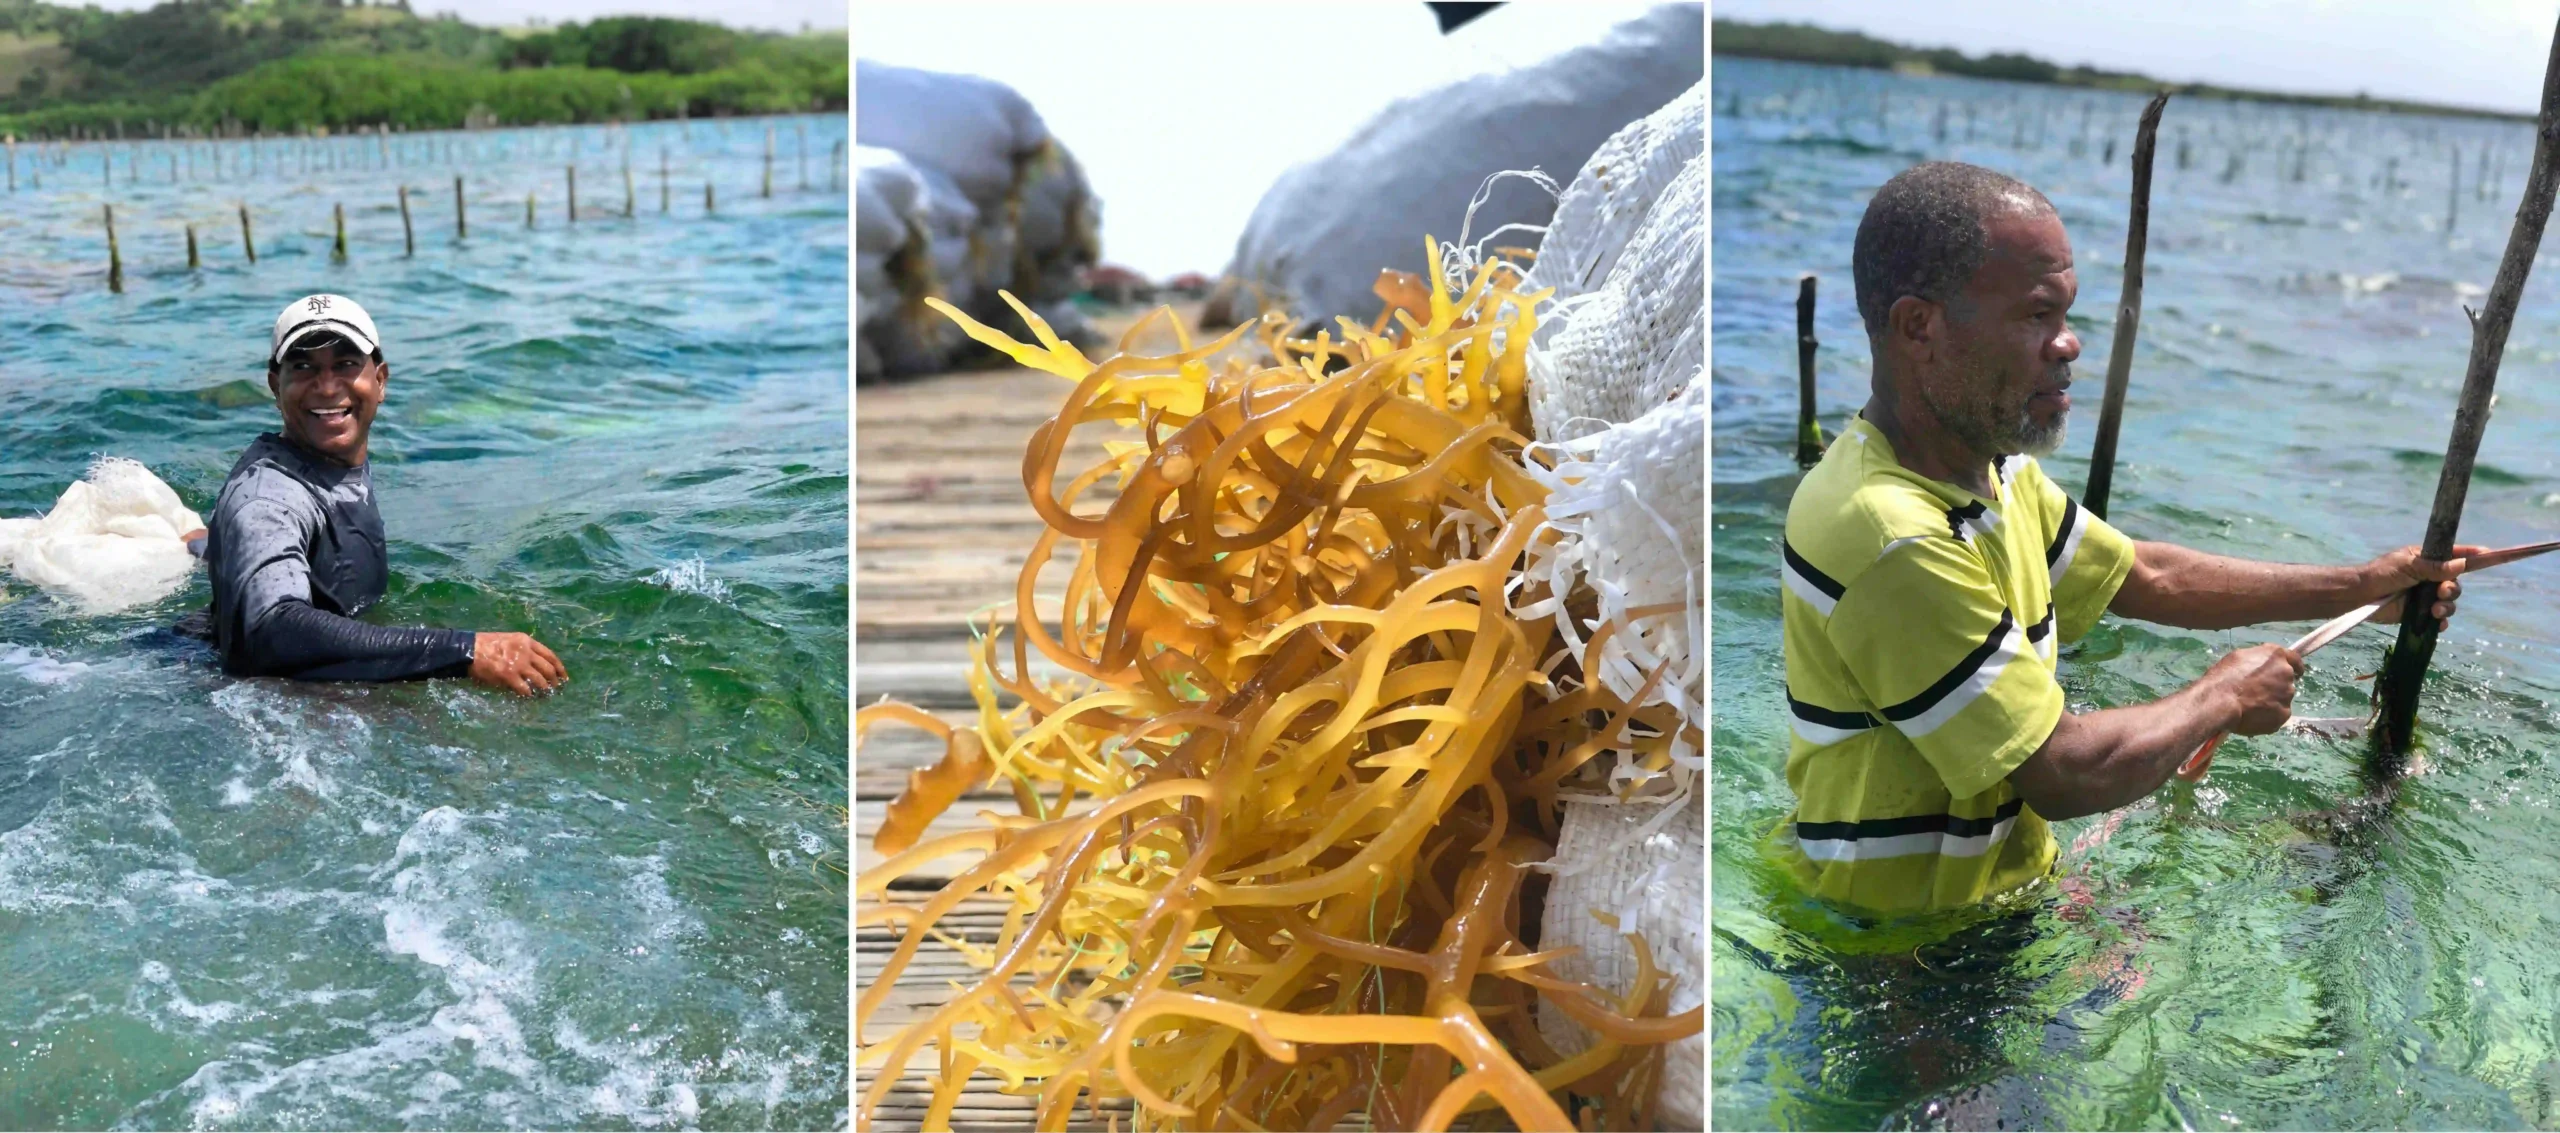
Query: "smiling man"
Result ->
[[1775, 162, 2475, 916], [199, 294, 566, 695]]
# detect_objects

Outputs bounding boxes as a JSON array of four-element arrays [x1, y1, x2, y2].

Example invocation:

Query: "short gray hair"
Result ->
[[1852, 162, 2055, 335]]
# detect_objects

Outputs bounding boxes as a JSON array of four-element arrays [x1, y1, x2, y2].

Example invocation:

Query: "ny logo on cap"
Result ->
[[307, 296, 333, 314]]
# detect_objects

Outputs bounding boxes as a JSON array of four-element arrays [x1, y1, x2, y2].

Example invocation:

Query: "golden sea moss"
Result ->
[[856, 242, 1700, 1132]]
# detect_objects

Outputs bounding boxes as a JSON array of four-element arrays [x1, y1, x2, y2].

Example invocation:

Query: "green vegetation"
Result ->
[[1713, 18, 2532, 123], [0, 0, 844, 137]]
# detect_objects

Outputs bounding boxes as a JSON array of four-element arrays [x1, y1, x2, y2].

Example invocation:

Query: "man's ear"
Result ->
[[267, 369, 281, 401], [1887, 295, 1940, 363]]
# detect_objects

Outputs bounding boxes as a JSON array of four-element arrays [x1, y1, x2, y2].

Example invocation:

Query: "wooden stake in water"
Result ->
[[185, 223, 199, 269], [660, 146, 670, 213], [706, 180, 716, 214], [399, 184, 415, 257], [105, 204, 123, 293], [567, 165, 577, 224], [797, 120, 808, 190], [5, 142, 12, 191], [333, 202, 347, 262], [623, 160, 635, 219], [455, 175, 467, 240], [832, 138, 845, 191], [763, 126, 774, 199], [1795, 274, 1823, 468], [527, 191, 536, 228], [2084, 91, 2171, 521], [2375, 15, 2560, 763], [2448, 144, 2461, 232], [239, 204, 256, 264]]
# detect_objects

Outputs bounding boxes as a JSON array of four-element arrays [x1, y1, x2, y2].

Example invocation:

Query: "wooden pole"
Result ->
[[333, 202, 347, 262], [832, 138, 845, 191], [660, 146, 670, 213], [185, 223, 198, 269], [2083, 90, 2171, 521], [239, 204, 256, 263], [763, 125, 774, 199], [526, 191, 536, 228], [105, 204, 122, 293], [706, 180, 715, 214], [455, 175, 467, 240], [2374, 17, 2560, 762], [2448, 144, 2461, 233], [1795, 275, 1823, 467], [797, 120, 808, 190], [566, 165, 577, 224], [399, 184, 415, 256], [623, 159, 634, 219]]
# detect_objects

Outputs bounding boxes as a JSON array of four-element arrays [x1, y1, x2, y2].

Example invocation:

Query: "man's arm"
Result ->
[[2109, 541, 2473, 631], [212, 493, 475, 683], [2008, 642, 2302, 821]]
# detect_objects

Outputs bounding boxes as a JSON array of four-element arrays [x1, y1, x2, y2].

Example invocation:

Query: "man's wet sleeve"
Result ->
[[1825, 536, 2065, 799], [212, 492, 473, 682]]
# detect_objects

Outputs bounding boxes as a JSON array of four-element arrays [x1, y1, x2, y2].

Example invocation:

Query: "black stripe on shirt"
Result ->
[[1796, 797, 2027, 843], [1878, 607, 2015, 723], [2026, 604, 2055, 644], [1782, 538, 1845, 600], [1946, 500, 1988, 543], [2048, 496, 2081, 567], [1789, 692, 1882, 730]]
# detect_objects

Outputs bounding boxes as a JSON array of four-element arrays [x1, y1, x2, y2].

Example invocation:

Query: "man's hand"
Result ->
[[2365, 544, 2481, 632], [470, 632, 567, 697], [2206, 642, 2304, 735]]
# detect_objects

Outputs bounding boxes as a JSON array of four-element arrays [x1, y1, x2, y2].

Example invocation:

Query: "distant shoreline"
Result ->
[[1712, 18, 2534, 124]]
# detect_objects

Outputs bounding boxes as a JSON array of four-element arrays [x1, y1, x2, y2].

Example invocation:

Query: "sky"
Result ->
[[855, 1, 1672, 279], [1715, 0, 2560, 116], [77, 0, 845, 33]]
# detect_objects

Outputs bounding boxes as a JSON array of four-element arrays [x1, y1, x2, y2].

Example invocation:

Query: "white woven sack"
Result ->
[[1212, 4, 1701, 330], [1512, 76, 1706, 1133], [0, 458, 203, 614], [854, 61, 1051, 214]]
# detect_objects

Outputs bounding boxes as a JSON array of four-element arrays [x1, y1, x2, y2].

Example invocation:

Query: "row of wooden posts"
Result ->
[[1786, 25, 2560, 765], [97, 143, 842, 293], [9, 125, 847, 196]]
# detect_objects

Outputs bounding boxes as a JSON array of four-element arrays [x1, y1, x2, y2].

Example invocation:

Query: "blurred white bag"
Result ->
[[0, 457, 203, 614]]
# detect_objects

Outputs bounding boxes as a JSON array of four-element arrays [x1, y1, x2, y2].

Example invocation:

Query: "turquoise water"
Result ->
[[0, 116, 848, 1129], [1714, 59, 2560, 1130]]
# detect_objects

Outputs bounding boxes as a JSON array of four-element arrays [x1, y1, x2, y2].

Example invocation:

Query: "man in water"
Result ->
[[194, 294, 566, 696], [1776, 161, 2473, 916]]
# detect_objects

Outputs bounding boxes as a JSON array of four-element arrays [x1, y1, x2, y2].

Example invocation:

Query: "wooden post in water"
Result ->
[[566, 165, 577, 224], [185, 223, 199, 269], [5, 142, 12, 191], [832, 138, 845, 191], [797, 120, 808, 190], [105, 204, 123, 293], [526, 191, 536, 228], [660, 146, 670, 213], [763, 125, 774, 199], [454, 175, 467, 240], [2084, 91, 2171, 521], [623, 159, 635, 219], [2449, 144, 2461, 233], [2375, 18, 2560, 762], [706, 180, 715, 214], [399, 184, 415, 256], [1795, 275, 1823, 467], [239, 204, 256, 263], [332, 203, 347, 262]]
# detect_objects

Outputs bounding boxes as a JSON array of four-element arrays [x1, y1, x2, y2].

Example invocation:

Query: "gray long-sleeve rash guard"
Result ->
[[205, 433, 475, 681]]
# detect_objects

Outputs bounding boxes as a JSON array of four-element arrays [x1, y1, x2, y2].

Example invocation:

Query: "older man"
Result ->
[[196, 294, 567, 696], [1777, 162, 2473, 916]]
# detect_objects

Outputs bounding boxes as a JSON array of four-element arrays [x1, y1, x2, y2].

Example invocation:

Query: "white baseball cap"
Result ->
[[269, 294, 381, 365]]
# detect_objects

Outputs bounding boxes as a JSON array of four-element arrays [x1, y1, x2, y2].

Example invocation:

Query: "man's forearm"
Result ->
[[2010, 681, 2239, 821], [2111, 541, 2377, 629]]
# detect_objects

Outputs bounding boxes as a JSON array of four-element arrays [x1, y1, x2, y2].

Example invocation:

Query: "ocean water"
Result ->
[[1714, 59, 2560, 1130], [0, 115, 848, 1129]]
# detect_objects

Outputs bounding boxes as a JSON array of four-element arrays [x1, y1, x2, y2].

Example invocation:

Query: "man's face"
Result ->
[[1919, 208, 2081, 458], [269, 339, 386, 465]]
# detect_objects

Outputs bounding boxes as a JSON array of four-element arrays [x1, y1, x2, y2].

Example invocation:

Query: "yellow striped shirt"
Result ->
[[1771, 416, 2134, 916]]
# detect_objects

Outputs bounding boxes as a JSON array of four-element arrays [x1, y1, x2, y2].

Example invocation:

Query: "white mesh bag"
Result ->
[[0, 457, 204, 614], [1511, 78, 1706, 1132]]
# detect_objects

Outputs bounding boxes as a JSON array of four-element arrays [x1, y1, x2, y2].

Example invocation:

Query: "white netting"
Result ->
[[1511, 77, 1706, 1132], [0, 457, 203, 614]]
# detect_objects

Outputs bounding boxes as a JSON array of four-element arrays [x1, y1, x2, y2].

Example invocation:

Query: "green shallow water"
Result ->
[[0, 116, 847, 1129], [1714, 60, 2560, 1130]]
